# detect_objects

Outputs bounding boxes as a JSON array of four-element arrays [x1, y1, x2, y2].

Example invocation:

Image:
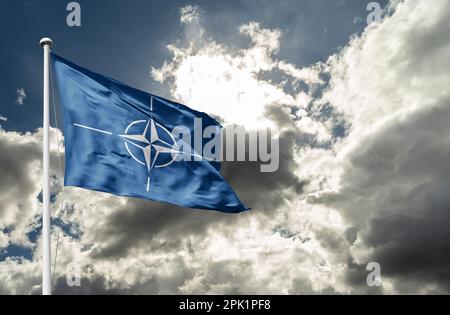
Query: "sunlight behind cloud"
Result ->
[[152, 9, 322, 129]]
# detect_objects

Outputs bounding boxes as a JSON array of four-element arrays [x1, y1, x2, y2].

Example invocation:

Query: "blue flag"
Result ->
[[51, 53, 248, 213]]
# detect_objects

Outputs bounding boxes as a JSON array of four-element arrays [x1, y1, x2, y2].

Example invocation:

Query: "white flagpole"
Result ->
[[40, 37, 53, 296]]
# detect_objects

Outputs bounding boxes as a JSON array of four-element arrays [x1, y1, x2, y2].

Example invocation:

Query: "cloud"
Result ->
[[0, 129, 42, 247], [0, 258, 40, 294], [317, 102, 450, 293], [0, 115, 7, 130], [0, 231, 8, 250], [307, 0, 450, 293], [180, 5, 200, 25], [151, 15, 324, 130], [15, 88, 26, 105], [0, 127, 63, 247]]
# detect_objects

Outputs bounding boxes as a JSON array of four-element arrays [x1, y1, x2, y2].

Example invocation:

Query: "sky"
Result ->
[[1, 0, 450, 294]]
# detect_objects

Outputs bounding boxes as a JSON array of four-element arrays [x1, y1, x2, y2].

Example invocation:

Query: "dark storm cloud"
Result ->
[[52, 270, 185, 295], [51, 275, 128, 295], [221, 127, 305, 211], [289, 277, 339, 295], [89, 199, 219, 259], [317, 99, 450, 292], [51, 258, 256, 294], [343, 255, 384, 294]]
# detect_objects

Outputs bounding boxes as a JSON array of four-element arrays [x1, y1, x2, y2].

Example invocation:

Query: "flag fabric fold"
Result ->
[[52, 53, 248, 213]]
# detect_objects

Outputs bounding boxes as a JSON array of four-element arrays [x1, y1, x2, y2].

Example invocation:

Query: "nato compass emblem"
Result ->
[[72, 96, 204, 192]]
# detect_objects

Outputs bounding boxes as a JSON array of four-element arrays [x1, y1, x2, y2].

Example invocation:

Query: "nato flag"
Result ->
[[51, 53, 248, 213]]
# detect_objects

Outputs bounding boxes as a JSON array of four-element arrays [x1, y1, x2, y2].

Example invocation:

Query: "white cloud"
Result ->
[[323, 0, 450, 138], [0, 127, 64, 247], [180, 5, 200, 25], [15, 88, 26, 105], [0, 231, 9, 250], [152, 19, 324, 131], [0, 258, 40, 294], [0, 116, 7, 130]]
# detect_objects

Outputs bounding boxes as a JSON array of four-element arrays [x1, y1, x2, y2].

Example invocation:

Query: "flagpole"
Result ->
[[40, 37, 53, 296]]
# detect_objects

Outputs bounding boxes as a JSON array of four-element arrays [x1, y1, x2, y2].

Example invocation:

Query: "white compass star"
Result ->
[[119, 119, 181, 173]]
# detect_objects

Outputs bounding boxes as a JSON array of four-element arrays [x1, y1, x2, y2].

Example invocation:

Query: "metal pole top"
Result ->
[[39, 37, 53, 48]]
